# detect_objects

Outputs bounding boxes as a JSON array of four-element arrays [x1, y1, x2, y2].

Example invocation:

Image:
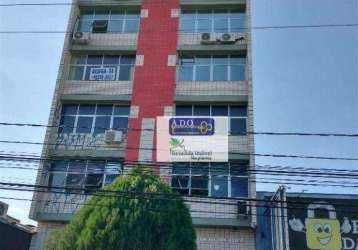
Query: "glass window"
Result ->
[[124, 19, 139, 33], [96, 105, 113, 115], [50, 173, 66, 187], [87, 162, 105, 173], [70, 55, 135, 81], [231, 177, 248, 197], [197, 19, 211, 32], [178, 66, 193, 81], [113, 117, 129, 132], [176, 105, 192, 116], [77, 9, 140, 33], [85, 174, 104, 192], [181, 19, 195, 32], [180, 9, 244, 33], [59, 116, 75, 133], [114, 105, 130, 116], [230, 118, 247, 134], [61, 104, 78, 115], [58, 104, 130, 135], [104, 174, 120, 185], [230, 106, 247, 116], [51, 161, 68, 172], [231, 65, 245, 81], [195, 66, 210, 81], [193, 106, 210, 116], [94, 116, 111, 134], [212, 106, 228, 116], [213, 65, 228, 81], [76, 117, 93, 133]]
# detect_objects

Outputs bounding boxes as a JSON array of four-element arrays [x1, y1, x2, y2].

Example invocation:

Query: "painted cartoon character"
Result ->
[[289, 203, 350, 250]]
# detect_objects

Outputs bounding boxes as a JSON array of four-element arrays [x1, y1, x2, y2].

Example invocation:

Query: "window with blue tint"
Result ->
[[77, 9, 140, 33], [175, 105, 192, 116], [171, 162, 248, 198], [62, 104, 78, 115], [193, 105, 210, 116], [76, 117, 93, 133], [87, 161, 105, 173], [68, 161, 86, 172], [180, 9, 245, 33], [114, 105, 130, 116], [113, 117, 129, 132], [230, 106, 247, 116], [70, 55, 135, 81], [231, 177, 248, 197], [59, 116, 75, 133], [79, 104, 96, 115], [94, 116, 111, 134], [96, 105, 113, 115], [178, 55, 245, 81], [212, 106, 228, 116], [230, 118, 247, 134], [48, 160, 123, 192]]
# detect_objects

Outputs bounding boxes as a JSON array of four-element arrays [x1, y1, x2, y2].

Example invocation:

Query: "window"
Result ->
[[178, 55, 246, 81], [180, 9, 245, 33], [171, 162, 248, 198], [59, 104, 130, 134], [69, 55, 135, 81], [48, 160, 123, 193], [175, 104, 247, 134], [77, 9, 140, 33]]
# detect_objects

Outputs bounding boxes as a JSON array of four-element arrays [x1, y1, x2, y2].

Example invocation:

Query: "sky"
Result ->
[[0, 0, 357, 225]]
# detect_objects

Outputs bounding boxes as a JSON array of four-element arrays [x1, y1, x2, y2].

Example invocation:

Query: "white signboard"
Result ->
[[89, 67, 116, 81], [157, 116, 228, 162]]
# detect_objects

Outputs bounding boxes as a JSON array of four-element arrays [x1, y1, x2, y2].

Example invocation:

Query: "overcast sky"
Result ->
[[0, 0, 357, 225]]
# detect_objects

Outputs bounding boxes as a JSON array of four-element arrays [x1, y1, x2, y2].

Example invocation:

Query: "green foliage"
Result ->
[[45, 167, 196, 250]]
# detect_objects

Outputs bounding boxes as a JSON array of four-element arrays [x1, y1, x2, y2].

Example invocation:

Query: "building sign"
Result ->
[[157, 116, 228, 162], [287, 197, 358, 250], [89, 67, 116, 81]]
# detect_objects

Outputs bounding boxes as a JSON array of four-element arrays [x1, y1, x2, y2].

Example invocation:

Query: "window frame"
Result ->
[[48, 160, 123, 193], [171, 162, 249, 198], [180, 9, 245, 33], [69, 55, 135, 81], [175, 104, 248, 134], [76, 9, 140, 34], [178, 55, 246, 81], [59, 104, 130, 135]]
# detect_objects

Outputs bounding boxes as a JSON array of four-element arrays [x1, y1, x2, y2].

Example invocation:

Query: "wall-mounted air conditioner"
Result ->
[[217, 33, 236, 44], [72, 31, 90, 45], [105, 130, 123, 144], [200, 33, 217, 45]]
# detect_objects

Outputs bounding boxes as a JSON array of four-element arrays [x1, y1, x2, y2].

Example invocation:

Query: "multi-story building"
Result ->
[[29, 0, 255, 249]]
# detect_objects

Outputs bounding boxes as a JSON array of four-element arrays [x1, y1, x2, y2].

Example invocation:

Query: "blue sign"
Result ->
[[169, 118, 215, 136]]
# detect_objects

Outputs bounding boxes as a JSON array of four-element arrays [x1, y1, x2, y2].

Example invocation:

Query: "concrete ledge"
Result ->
[[181, 0, 246, 7], [192, 217, 251, 228], [61, 94, 132, 102], [49, 149, 125, 159], [174, 94, 248, 103], [79, 0, 141, 7], [70, 44, 136, 53], [178, 44, 247, 53]]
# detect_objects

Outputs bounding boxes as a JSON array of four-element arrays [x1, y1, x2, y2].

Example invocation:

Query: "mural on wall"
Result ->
[[287, 198, 358, 250]]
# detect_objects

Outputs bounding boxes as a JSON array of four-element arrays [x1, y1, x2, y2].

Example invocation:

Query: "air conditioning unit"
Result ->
[[72, 31, 90, 45], [218, 33, 236, 44], [0, 201, 8, 218], [200, 33, 217, 45], [105, 130, 123, 144]]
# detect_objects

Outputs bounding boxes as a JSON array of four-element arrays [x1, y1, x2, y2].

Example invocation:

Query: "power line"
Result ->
[[1, 122, 357, 137], [1, 141, 357, 161]]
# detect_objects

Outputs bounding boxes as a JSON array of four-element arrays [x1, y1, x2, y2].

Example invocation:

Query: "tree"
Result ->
[[45, 167, 196, 250]]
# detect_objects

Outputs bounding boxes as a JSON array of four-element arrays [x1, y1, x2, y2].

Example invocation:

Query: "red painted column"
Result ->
[[125, 0, 179, 164]]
